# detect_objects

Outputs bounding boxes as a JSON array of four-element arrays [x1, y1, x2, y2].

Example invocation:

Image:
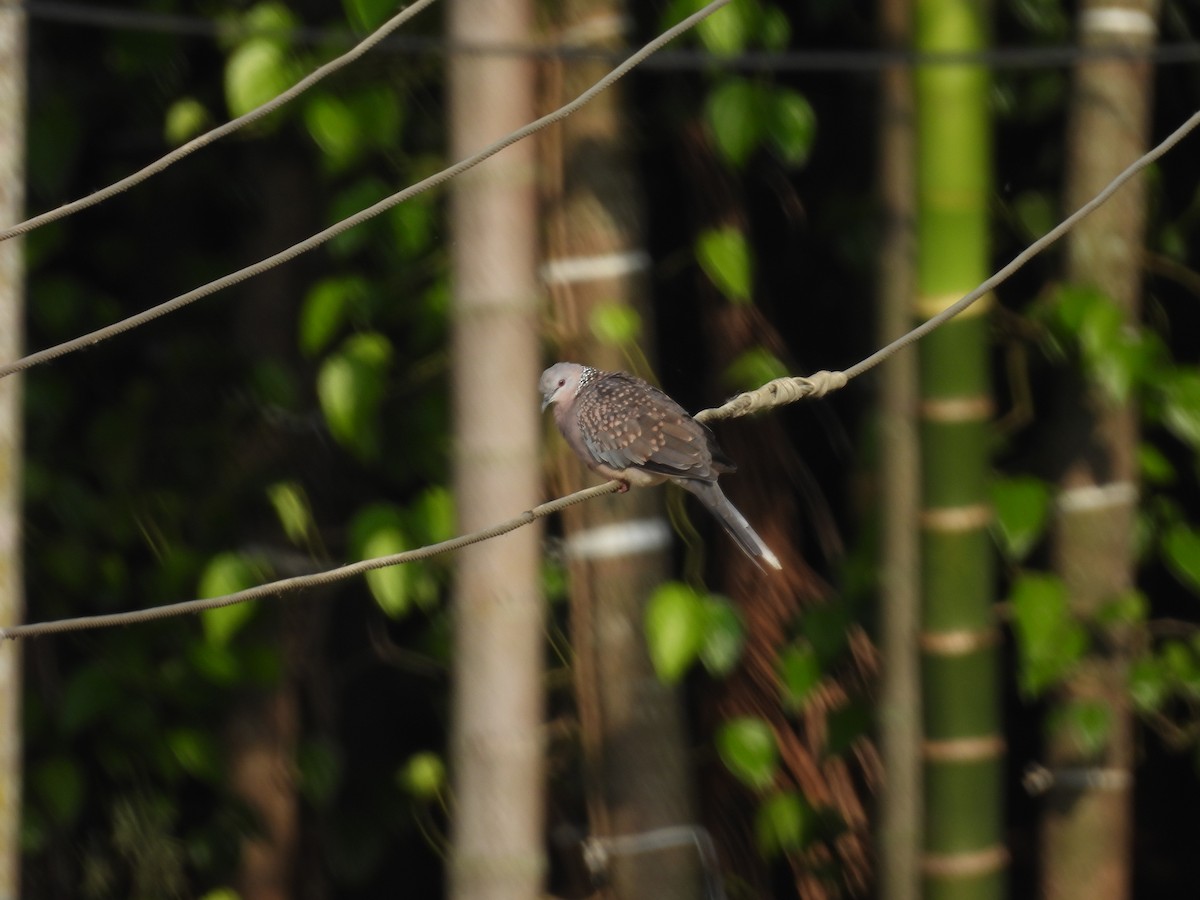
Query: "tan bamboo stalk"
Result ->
[[541, 3, 700, 897], [1041, 2, 1159, 899], [0, 2, 25, 894], [446, 0, 545, 896], [877, 0, 920, 895]]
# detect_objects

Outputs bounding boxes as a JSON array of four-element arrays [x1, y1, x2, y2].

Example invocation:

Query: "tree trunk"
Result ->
[[541, 4, 701, 897], [0, 3, 25, 896], [913, 0, 1005, 897], [1041, 3, 1159, 899], [876, 0, 921, 896], [446, 0, 545, 897]]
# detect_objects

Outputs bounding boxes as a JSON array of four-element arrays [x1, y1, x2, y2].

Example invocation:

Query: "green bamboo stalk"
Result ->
[[914, 0, 1004, 897]]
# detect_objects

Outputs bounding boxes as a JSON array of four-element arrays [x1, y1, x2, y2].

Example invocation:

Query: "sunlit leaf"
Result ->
[[755, 791, 811, 858], [317, 332, 393, 461], [410, 486, 455, 546], [694, 0, 752, 56], [343, 0, 397, 31], [1163, 522, 1200, 594], [696, 225, 754, 304], [1009, 573, 1088, 697], [397, 752, 446, 800], [645, 582, 706, 683], [700, 596, 745, 676], [990, 475, 1051, 562], [224, 38, 292, 119], [305, 93, 363, 172], [724, 348, 787, 394], [164, 97, 209, 146], [589, 303, 642, 347], [1161, 369, 1200, 451], [704, 79, 767, 168], [266, 481, 315, 547], [716, 716, 778, 791], [349, 503, 411, 617], [299, 276, 369, 357], [198, 553, 271, 646], [767, 88, 817, 168]]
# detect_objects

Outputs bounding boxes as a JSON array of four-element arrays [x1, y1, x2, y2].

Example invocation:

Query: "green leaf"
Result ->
[[589, 303, 643, 347], [304, 93, 363, 172], [1009, 573, 1088, 697], [166, 728, 222, 782], [267, 481, 315, 546], [410, 486, 455, 546], [704, 79, 768, 168], [755, 791, 811, 858], [695, 0, 752, 55], [778, 643, 822, 712], [696, 225, 754, 304], [163, 97, 209, 146], [645, 582, 706, 683], [389, 199, 435, 257], [1163, 522, 1200, 594], [760, 7, 791, 50], [198, 553, 271, 646], [349, 504, 411, 617], [1047, 700, 1112, 759], [990, 475, 1051, 562], [199, 890, 241, 900], [724, 348, 787, 394], [699, 596, 745, 676], [766, 88, 817, 168], [343, 0, 397, 31], [1138, 443, 1176, 486], [398, 752, 446, 800], [1094, 589, 1147, 627], [327, 178, 390, 258], [299, 276, 369, 357], [1161, 369, 1200, 451], [1129, 656, 1167, 713], [224, 38, 293, 119], [317, 332, 393, 461], [32, 757, 85, 826], [716, 716, 778, 791]]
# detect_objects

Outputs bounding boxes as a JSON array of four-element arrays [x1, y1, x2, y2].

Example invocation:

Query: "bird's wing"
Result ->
[[575, 373, 731, 481]]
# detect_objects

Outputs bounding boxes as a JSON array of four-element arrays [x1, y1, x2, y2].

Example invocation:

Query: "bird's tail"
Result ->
[[681, 480, 782, 572]]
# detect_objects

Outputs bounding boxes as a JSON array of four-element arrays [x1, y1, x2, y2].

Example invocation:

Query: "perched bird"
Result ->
[[540, 362, 782, 572]]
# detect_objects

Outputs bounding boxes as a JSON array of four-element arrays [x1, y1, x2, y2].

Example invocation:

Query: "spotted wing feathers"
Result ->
[[575, 372, 733, 481]]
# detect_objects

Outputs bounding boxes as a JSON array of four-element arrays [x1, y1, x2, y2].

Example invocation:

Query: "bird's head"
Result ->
[[540, 362, 588, 412]]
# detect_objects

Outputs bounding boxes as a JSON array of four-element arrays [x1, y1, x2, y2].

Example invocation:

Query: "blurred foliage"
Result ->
[[23, 0, 450, 895]]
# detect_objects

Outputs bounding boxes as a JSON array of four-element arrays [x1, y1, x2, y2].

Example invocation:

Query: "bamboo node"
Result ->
[[922, 735, 1006, 762], [922, 844, 1009, 878], [919, 628, 1000, 655], [1022, 763, 1132, 796], [920, 503, 992, 531]]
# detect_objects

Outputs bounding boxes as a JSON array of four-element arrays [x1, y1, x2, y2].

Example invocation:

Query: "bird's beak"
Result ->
[[541, 395, 551, 413]]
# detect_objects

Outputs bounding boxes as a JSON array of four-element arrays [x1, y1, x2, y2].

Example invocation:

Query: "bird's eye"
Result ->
[[557, 378, 565, 387]]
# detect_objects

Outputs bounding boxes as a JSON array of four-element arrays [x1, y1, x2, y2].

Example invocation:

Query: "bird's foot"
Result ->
[[615, 480, 630, 494]]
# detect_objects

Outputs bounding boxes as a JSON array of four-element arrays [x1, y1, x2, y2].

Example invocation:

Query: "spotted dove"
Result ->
[[540, 362, 782, 572]]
